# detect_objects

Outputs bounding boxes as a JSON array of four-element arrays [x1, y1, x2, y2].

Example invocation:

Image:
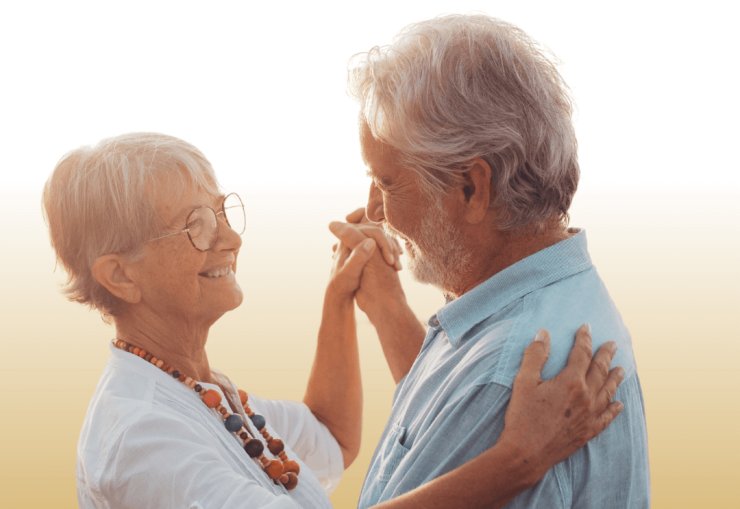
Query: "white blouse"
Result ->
[[77, 345, 342, 509]]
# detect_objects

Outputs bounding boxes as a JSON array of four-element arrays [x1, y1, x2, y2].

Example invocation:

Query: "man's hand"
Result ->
[[500, 325, 625, 484]]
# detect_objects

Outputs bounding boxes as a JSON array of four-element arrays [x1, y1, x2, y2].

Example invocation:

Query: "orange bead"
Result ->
[[202, 390, 221, 408], [238, 389, 248, 405], [264, 459, 284, 480], [268, 438, 284, 455], [282, 472, 299, 490], [283, 460, 300, 474]]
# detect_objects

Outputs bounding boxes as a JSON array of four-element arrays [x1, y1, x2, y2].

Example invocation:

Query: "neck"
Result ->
[[445, 226, 572, 298], [114, 308, 213, 383]]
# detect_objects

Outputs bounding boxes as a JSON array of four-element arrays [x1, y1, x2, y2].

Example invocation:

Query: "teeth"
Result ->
[[203, 266, 231, 278]]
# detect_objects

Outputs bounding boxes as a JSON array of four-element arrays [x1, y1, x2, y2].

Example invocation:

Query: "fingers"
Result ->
[[337, 239, 376, 280], [329, 221, 398, 268], [596, 366, 625, 409], [564, 324, 593, 375], [594, 401, 624, 437], [345, 207, 367, 224], [515, 329, 551, 386], [585, 340, 617, 388], [336, 244, 350, 268]]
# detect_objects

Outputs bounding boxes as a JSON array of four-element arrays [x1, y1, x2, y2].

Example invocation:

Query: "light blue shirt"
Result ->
[[358, 230, 650, 508]]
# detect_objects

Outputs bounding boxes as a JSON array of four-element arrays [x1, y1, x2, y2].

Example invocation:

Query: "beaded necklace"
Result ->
[[113, 339, 300, 490]]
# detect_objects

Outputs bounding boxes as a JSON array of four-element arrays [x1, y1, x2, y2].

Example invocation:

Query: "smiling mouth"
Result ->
[[199, 266, 233, 278]]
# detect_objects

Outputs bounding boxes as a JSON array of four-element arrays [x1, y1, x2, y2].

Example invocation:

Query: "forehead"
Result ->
[[360, 123, 403, 174], [151, 171, 223, 223]]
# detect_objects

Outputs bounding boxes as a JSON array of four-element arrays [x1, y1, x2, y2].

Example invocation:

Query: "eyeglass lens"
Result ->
[[186, 193, 245, 251], [223, 193, 246, 236]]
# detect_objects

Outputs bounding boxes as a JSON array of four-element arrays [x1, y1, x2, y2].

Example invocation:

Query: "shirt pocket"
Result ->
[[377, 422, 411, 482]]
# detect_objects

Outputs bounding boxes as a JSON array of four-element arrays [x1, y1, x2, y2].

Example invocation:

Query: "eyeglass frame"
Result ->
[[147, 192, 245, 252]]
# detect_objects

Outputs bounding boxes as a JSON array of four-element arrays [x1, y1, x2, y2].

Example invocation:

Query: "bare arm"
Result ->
[[303, 239, 376, 468], [374, 326, 625, 509]]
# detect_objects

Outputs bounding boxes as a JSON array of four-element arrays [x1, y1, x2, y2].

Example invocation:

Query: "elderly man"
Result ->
[[331, 14, 650, 508]]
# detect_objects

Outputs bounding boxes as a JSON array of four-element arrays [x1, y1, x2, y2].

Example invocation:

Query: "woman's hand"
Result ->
[[499, 325, 625, 485], [326, 236, 378, 300]]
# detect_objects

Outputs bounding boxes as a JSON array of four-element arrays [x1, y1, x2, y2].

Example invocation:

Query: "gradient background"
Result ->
[[1, 1, 738, 507]]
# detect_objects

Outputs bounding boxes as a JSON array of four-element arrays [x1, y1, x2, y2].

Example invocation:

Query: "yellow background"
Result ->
[[2, 0, 739, 507]]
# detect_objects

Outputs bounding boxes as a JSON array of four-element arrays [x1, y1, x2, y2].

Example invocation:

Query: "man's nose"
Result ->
[[366, 183, 385, 223]]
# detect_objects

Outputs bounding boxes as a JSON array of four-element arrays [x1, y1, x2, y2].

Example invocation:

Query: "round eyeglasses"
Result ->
[[148, 192, 246, 251]]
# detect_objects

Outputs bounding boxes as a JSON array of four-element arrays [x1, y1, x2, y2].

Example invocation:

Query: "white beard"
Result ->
[[385, 198, 471, 292]]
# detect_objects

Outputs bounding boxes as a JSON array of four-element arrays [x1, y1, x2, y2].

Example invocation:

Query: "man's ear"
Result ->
[[91, 254, 141, 305], [460, 158, 493, 224]]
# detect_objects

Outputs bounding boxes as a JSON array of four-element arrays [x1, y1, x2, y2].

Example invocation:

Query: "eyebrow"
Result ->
[[171, 193, 227, 227]]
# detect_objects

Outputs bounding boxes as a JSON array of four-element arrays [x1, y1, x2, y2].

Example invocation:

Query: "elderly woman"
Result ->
[[43, 133, 622, 509]]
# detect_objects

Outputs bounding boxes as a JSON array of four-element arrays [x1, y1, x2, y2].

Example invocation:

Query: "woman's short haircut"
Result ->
[[349, 14, 579, 230], [43, 132, 220, 315]]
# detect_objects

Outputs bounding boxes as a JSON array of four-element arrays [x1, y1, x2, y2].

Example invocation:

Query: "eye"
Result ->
[[187, 217, 204, 237]]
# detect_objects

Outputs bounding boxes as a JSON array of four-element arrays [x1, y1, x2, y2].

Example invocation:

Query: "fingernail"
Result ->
[[584, 323, 591, 335], [609, 341, 618, 353], [617, 367, 625, 379], [362, 239, 375, 252], [534, 329, 546, 342]]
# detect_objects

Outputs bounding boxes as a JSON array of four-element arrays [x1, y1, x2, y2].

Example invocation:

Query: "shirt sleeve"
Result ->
[[375, 376, 649, 509], [374, 380, 569, 507], [97, 411, 303, 509], [249, 396, 344, 494]]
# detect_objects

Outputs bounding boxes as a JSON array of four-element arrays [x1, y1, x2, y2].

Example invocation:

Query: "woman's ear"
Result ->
[[460, 158, 493, 224], [91, 254, 141, 304]]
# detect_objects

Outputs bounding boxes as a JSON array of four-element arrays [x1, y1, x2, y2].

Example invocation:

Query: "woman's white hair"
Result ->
[[349, 14, 579, 230], [42, 132, 220, 315]]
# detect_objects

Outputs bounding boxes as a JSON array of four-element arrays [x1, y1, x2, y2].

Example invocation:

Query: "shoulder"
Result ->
[[494, 267, 636, 386], [77, 356, 207, 494]]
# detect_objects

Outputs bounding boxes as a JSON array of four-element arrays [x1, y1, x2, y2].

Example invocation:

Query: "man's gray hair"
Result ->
[[43, 132, 220, 315], [349, 14, 579, 230]]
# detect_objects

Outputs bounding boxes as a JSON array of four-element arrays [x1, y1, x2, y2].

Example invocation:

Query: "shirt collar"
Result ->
[[436, 229, 593, 347]]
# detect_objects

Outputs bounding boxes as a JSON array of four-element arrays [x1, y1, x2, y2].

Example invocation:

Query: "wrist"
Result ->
[[494, 432, 547, 490], [364, 293, 411, 328], [324, 285, 356, 310]]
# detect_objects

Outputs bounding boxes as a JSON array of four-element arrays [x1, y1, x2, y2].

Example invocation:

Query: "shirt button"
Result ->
[[428, 316, 440, 328]]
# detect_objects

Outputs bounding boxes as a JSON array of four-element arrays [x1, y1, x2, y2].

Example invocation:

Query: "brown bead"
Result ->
[[282, 472, 299, 490], [239, 432, 249, 440], [201, 390, 221, 408], [283, 460, 300, 474], [264, 459, 284, 480], [267, 438, 284, 455], [238, 389, 248, 405]]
